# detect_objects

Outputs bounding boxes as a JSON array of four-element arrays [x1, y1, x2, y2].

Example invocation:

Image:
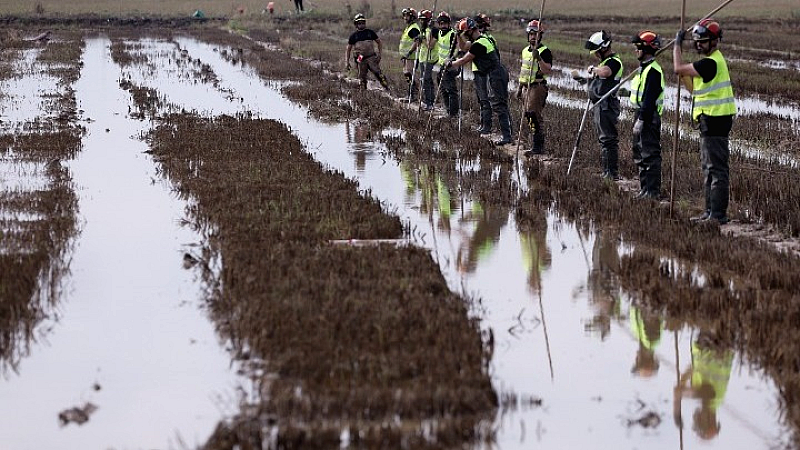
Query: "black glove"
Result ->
[[676, 29, 686, 45]]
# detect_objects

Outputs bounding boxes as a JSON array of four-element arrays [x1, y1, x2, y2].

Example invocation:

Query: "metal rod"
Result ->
[[566, 99, 592, 175]]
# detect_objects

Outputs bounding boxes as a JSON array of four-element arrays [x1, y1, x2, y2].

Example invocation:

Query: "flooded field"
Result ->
[[1, 12, 800, 450]]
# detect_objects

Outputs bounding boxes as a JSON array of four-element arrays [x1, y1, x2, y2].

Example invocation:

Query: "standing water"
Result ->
[[0, 38, 244, 448]]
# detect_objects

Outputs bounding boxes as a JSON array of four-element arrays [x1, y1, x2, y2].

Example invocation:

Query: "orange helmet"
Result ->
[[526, 19, 544, 34], [456, 17, 477, 33], [419, 9, 433, 20], [692, 18, 722, 41], [632, 30, 661, 53]]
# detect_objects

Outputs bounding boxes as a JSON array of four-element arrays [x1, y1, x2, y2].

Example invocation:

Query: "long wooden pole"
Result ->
[[514, 0, 547, 159], [670, 0, 687, 216]]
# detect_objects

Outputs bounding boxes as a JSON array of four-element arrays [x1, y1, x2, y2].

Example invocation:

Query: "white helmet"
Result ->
[[585, 30, 611, 52]]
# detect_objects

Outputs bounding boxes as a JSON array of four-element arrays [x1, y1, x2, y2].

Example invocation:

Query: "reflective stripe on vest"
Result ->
[[629, 59, 665, 115], [519, 44, 548, 83], [421, 28, 438, 63], [399, 23, 420, 59], [437, 29, 455, 65], [692, 50, 736, 120]]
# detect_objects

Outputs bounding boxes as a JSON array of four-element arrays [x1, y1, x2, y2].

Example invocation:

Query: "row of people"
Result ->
[[345, 13, 735, 224]]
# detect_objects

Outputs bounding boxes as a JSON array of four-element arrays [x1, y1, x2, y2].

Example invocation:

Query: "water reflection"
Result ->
[[674, 330, 734, 441]]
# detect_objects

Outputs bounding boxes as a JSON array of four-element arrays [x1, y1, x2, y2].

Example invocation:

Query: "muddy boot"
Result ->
[[378, 74, 390, 91]]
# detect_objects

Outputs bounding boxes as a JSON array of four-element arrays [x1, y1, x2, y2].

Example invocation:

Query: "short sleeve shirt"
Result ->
[[693, 58, 717, 83], [348, 29, 379, 45]]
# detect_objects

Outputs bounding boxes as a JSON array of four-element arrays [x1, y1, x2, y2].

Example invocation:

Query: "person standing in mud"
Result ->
[[346, 14, 390, 91], [417, 9, 438, 111], [585, 31, 623, 180], [630, 30, 665, 199], [516, 19, 552, 156], [430, 11, 460, 118], [674, 19, 736, 225], [449, 16, 512, 145], [293, 0, 304, 13], [459, 13, 501, 136], [399, 7, 421, 101]]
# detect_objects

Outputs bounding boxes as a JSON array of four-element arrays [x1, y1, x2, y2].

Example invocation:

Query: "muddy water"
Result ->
[[140, 38, 792, 448], [0, 37, 244, 448]]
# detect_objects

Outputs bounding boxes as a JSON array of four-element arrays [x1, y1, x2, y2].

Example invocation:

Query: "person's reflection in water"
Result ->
[[673, 330, 734, 440], [518, 212, 551, 293], [586, 229, 622, 340], [456, 200, 509, 274], [629, 304, 662, 378], [345, 120, 373, 172]]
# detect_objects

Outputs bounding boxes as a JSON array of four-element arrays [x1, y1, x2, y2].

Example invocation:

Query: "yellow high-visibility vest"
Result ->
[[519, 44, 549, 83], [692, 50, 736, 120], [630, 59, 665, 115]]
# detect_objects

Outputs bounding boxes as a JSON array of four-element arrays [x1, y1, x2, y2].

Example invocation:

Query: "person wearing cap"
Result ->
[[630, 30, 665, 199], [449, 16, 512, 145], [430, 11, 460, 117], [585, 31, 623, 180], [516, 19, 552, 156], [674, 19, 736, 225], [399, 7, 422, 101], [346, 13, 390, 91]]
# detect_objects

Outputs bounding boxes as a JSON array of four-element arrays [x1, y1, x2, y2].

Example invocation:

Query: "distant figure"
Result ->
[[293, 0, 304, 13], [266, 2, 274, 14]]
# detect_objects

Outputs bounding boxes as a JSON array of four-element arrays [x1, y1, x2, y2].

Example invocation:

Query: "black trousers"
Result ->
[[632, 112, 662, 196]]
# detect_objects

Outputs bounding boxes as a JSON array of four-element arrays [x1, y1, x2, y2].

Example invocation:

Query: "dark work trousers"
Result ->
[[439, 67, 460, 117], [294, 0, 303, 12], [522, 83, 548, 153], [473, 71, 492, 132], [357, 54, 389, 90], [593, 97, 620, 177], [631, 112, 662, 196], [487, 64, 512, 141], [420, 62, 435, 107], [699, 115, 732, 219]]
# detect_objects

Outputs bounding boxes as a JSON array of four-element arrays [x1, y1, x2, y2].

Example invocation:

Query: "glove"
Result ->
[[617, 87, 630, 98], [676, 29, 686, 45], [633, 119, 644, 136], [587, 65, 596, 77], [444, 58, 454, 69]]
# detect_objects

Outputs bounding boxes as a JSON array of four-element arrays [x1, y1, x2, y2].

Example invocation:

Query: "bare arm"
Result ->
[[375, 38, 382, 57], [346, 44, 353, 63], [450, 52, 475, 69], [591, 64, 612, 79]]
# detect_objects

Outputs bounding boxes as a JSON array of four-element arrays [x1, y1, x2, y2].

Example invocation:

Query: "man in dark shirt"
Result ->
[[585, 31, 623, 180], [629, 30, 665, 199], [674, 19, 736, 224], [345, 14, 390, 91], [449, 17, 512, 145]]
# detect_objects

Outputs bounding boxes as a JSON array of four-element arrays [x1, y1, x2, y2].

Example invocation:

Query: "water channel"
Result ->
[[0, 34, 795, 449]]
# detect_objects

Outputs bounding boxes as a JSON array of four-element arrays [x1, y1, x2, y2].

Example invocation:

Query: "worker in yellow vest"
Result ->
[[585, 31, 623, 180], [399, 7, 421, 101], [674, 19, 736, 225], [630, 30, 665, 199], [516, 19, 552, 156], [449, 17, 512, 145], [430, 11, 460, 117]]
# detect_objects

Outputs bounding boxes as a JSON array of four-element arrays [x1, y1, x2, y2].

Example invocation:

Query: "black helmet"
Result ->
[[353, 13, 366, 24]]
